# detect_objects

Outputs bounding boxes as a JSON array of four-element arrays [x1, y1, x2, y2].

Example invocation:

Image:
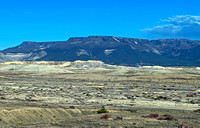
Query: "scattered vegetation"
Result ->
[[27, 99, 38, 102], [189, 100, 195, 104], [187, 94, 194, 97], [142, 114, 159, 118], [158, 114, 177, 121], [126, 109, 137, 113], [115, 116, 123, 120], [0, 97, 6, 100], [16, 122, 26, 125], [97, 106, 109, 114], [193, 109, 200, 113], [100, 114, 110, 119], [86, 93, 92, 96], [153, 96, 168, 100], [142, 114, 177, 121], [69, 106, 75, 109], [178, 124, 194, 128]]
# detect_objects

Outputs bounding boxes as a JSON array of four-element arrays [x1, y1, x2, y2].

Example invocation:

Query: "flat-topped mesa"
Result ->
[[67, 36, 150, 48], [1, 36, 200, 66], [68, 36, 120, 42], [88, 36, 114, 38]]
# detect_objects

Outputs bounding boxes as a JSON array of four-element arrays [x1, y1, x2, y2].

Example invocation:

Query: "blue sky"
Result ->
[[0, 0, 200, 50]]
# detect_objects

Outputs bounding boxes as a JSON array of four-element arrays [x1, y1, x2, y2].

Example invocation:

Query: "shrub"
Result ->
[[126, 109, 137, 113], [193, 109, 200, 113], [187, 94, 194, 97], [69, 106, 75, 109], [142, 114, 177, 121], [147, 114, 159, 118], [16, 122, 26, 125], [97, 106, 109, 114], [0, 97, 5, 100], [158, 114, 177, 121], [142, 114, 159, 118], [178, 124, 194, 128], [116, 116, 123, 120], [153, 96, 168, 100], [100, 114, 110, 119]]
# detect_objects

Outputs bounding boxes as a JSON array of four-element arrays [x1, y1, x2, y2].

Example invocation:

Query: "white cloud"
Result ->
[[142, 15, 200, 39]]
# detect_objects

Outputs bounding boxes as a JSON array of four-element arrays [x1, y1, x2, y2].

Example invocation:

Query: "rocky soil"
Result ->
[[0, 61, 200, 127]]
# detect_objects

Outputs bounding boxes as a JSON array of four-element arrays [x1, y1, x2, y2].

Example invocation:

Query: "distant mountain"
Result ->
[[1, 36, 200, 66]]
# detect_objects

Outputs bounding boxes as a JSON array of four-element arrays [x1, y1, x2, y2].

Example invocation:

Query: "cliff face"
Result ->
[[1, 36, 200, 66]]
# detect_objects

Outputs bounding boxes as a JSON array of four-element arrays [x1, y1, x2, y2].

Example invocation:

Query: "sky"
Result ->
[[0, 0, 200, 50]]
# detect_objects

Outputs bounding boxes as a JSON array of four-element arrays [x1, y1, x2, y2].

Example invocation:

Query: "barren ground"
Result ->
[[0, 62, 200, 128]]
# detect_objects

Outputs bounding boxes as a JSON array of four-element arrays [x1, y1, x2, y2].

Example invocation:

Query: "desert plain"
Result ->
[[0, 61, 200, 128]]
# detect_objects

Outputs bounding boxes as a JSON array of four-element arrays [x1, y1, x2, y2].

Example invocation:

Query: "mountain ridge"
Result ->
[[1, 36, 200, 66]]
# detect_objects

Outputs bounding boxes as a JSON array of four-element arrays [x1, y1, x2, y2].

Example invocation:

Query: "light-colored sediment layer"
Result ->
[[0, 107, 90, 124], [134, 99, 199, 111]]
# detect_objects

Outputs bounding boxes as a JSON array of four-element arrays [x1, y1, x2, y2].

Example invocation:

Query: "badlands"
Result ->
[[0, 61, 200, 128]]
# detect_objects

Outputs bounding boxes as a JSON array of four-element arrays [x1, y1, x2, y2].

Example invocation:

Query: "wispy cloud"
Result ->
[[142, 15, 200, 39]]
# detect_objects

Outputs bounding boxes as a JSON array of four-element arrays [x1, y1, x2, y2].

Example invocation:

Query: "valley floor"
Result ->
[[0, 62, 200, 127]]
